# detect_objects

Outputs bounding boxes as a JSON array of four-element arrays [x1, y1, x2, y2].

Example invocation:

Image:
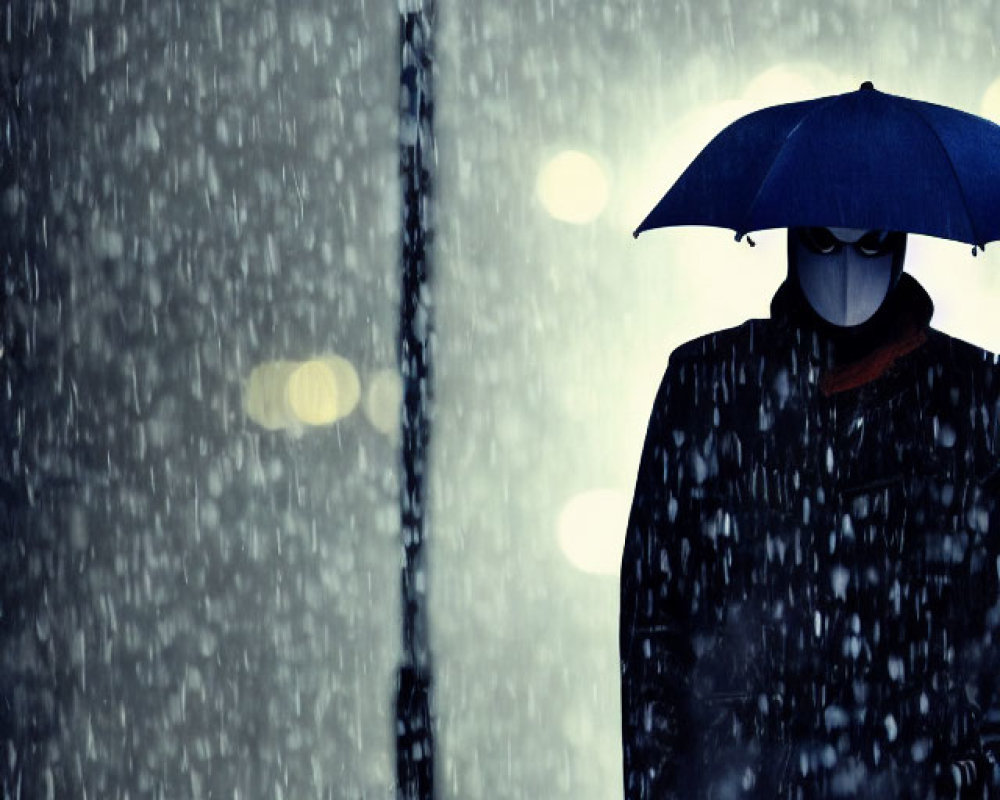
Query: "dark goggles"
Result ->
[[796, 227, 904, 258]]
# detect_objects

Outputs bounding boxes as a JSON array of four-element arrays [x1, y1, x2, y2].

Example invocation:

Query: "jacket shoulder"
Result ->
[[923, 327, 1000, 369], [667, 318, 773, 366]]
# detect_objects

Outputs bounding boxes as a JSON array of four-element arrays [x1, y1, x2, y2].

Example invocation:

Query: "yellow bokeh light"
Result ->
[[536, 150, 609, 224], [363, 368, 402, 437], [245, 360, 299, 430], [245, 354, 360, 431], [321, 354, 361, 419], [287, 360, 340, 425], [556, 488, 631, 576]]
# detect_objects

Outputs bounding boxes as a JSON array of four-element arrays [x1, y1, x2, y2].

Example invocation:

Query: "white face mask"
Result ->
[[791, 227, 905, 328]]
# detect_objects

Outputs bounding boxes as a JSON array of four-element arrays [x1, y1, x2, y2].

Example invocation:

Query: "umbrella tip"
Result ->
[[859, 80, 875, 91]]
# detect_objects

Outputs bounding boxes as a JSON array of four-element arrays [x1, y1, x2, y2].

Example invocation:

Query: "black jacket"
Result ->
[[620, 275, 1000, 798]]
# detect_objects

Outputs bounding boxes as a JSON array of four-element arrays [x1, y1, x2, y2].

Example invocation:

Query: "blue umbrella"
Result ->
[[634, 82, 1000, 249]]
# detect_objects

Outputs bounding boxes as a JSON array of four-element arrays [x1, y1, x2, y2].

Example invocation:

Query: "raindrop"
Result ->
[[884, 714, 898, 742], [936, 420, 957, 448], [830, 566, 849, 600], [824, 705, 848, 730]]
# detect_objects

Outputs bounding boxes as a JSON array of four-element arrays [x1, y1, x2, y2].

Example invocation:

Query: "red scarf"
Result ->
[[819, 324, 928, 396]]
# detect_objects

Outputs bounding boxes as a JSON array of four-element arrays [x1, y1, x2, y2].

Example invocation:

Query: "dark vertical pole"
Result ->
[[396, 2, 435, 800]]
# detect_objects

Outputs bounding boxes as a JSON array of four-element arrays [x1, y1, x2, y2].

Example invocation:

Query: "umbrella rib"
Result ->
[[739, 95, 842, 235], [898, 103, 981, 246]]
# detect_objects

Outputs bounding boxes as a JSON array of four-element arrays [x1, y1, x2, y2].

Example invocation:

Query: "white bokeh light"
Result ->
[[556, 488, 631, 576], [980, 75, 1000, 123], [742, 62, 850, 107], [363, 368, 403, 437], [902, 235, 1000, 353], [536, 150, 610, 224]]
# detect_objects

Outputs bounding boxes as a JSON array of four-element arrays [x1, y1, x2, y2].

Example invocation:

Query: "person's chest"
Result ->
[[687, 340, 1000, 743]]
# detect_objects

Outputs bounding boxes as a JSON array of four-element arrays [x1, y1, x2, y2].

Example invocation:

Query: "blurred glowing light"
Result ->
[[288, 360, 339, 425], [903, 235, 1000, 354], [557, 488, 631, 575], [981, 76, 1000, 123], [363, 368, 402, 437], [537, 150, 609, 224], [244, 361, 299, 431], [316, 354, 361, 422], [245, 355, 360, 431], [742, 63, 844, 108]]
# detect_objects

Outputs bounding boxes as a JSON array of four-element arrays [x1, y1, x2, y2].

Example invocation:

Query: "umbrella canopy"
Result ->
[[634, 82, 1000, 248]]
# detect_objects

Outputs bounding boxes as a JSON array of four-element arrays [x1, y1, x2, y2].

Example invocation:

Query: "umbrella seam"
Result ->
[[897, 102, 981, 246], [739, 95, 842, 236]]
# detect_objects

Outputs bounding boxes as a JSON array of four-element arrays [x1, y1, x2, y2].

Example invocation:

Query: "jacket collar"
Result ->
[[770, 273, 935, 395]]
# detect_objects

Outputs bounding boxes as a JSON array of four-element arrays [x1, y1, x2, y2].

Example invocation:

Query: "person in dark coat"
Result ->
[[620, 226, 1000, 798]]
